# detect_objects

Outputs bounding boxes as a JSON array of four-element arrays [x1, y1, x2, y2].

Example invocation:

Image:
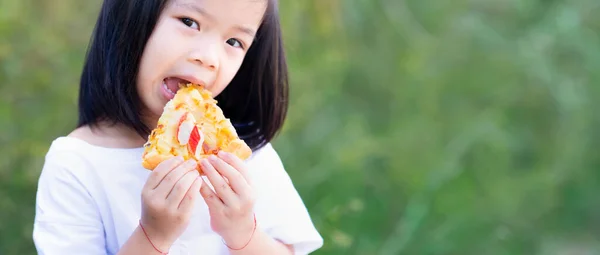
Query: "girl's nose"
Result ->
[[189, 41, 219, 71]]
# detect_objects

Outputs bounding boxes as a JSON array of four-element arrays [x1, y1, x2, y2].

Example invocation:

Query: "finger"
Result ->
[[212, 153, 250, 194], [217, 151, 252, 185], [178, 176, 203, 211], [154, 159, 198, 197], [166, 168, 199, 207], [201, 157, 237, 203], [145, 156, 185, 190], [200, 177, 224, 208]]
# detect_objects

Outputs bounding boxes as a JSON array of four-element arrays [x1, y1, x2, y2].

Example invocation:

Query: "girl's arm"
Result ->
[[198, 152, 310, 255], [118, 157, 204, 255], [227, 229, 294, 255], [117, 225, 174, 255]]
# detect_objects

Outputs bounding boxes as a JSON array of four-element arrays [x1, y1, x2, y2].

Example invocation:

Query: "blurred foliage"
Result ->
[[2, 0, 600, 254]]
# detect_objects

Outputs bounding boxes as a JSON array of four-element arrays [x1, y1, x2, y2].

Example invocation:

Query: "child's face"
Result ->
[[137, 0, 266, 119]]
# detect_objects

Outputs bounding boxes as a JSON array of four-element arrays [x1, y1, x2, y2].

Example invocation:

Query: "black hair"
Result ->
[[77, 0, 288, 151]]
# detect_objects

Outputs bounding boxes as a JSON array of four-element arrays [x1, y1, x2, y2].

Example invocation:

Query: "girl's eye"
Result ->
[[226, 38, 243, 49], [181, 17, 199, 29]]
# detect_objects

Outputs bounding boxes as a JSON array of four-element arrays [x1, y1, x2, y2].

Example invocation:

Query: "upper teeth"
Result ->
[[163, 82, 176, 95]]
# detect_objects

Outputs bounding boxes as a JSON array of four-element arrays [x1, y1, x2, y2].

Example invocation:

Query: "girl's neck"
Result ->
[[68, 120, 149, 149]]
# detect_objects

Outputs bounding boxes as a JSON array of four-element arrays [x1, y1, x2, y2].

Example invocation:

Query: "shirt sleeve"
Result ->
[[251, 144, 324, 255], [33, 151, 107, 255]]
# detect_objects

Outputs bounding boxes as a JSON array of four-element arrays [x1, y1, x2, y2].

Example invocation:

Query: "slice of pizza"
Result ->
[[141, 83, 252, 173]]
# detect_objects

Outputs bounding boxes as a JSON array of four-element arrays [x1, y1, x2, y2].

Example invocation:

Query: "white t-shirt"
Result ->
[[33, 137, 323, 255]]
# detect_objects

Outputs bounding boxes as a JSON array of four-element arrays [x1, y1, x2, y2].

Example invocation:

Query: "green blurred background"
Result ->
[[2, 0, 600, 254]]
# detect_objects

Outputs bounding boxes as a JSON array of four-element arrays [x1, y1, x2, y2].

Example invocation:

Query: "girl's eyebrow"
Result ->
[[235, 26, 256, 38], [176, 2, 257, 38], [177, 2, 215, 21]]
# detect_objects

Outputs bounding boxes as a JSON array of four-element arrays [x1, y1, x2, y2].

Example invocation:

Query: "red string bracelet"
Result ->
[[223, 214, 257, 250], [139, 220, 169, 255]]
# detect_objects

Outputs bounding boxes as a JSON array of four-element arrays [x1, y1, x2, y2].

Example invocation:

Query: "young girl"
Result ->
[[32, 0, 323, 254]]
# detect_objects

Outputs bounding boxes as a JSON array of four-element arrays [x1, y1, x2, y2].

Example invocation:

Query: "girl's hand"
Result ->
[[140, 156, 202, 251], [199, 151, 256, 249]]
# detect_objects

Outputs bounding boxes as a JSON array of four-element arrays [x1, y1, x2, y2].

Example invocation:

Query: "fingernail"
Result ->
[[187, 160, 197, 167], [209, 155, 218, 162]]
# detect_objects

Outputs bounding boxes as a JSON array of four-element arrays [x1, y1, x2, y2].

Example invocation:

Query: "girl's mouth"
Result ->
[[162, 77, 191, 98]]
